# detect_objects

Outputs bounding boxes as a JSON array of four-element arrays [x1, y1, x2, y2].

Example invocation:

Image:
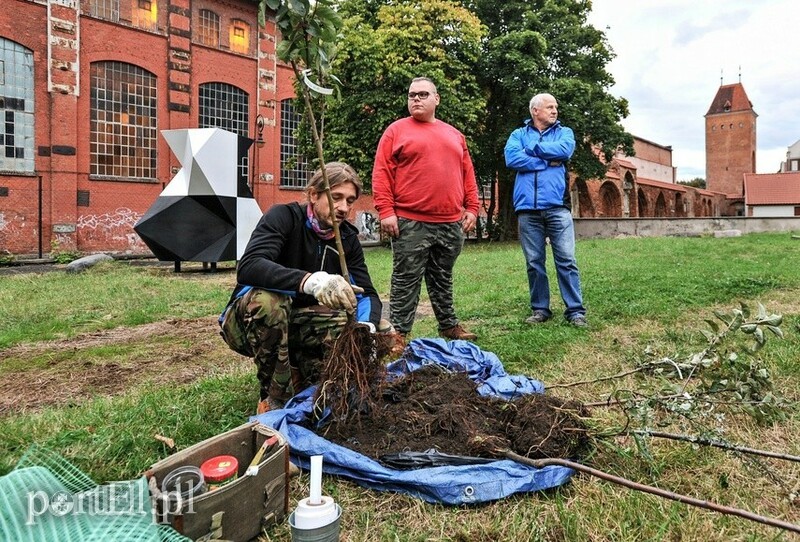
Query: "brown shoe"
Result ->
[[439, 325, 477, 341], [389, 332, 407, 357], [256, 397, 283, 415]]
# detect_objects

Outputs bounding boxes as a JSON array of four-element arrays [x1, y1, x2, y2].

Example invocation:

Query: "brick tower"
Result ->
[[704, 82, 757, 197]]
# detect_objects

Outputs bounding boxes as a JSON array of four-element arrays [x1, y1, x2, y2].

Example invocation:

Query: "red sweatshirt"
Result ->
[[372, 117, 479, 223]]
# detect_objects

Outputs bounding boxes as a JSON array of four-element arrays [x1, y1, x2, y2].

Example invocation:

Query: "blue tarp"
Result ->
[[253, 338, 575, 505]]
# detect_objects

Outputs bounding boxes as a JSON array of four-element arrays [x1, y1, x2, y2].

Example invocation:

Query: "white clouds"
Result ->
[[588, 1, 800, 179]]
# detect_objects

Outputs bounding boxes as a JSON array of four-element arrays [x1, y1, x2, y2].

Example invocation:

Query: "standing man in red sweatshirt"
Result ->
[[372, 77, 479, 341]]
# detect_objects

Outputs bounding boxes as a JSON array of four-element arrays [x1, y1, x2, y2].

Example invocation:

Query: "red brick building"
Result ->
[[705, 82, 757, 214], [573, 136, 728, 218], [744, 172, 800, 217], [0, 0, 379, 257]]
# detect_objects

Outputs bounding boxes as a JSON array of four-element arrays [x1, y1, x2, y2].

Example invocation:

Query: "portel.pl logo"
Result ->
[[26, 481, 197, 525]]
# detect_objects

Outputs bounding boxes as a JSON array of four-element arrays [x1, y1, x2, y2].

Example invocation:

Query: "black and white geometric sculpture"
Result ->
[[134, 128, 263, 262]]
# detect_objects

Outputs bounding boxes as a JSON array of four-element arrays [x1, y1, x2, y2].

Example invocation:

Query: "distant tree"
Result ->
[[679, 177, 706, 189], [301, 0, 633, 241], [322, 0, 486, 185], [469, 0, 634, 239]]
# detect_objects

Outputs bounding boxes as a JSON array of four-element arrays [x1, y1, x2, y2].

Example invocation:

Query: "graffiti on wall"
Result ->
[[77, 208, 148, 252], [78, 208, 141, 231], [0, 211, 31, 253]]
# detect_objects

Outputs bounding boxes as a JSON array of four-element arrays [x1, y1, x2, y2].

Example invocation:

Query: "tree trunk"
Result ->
[[496, 170, 518, 241]]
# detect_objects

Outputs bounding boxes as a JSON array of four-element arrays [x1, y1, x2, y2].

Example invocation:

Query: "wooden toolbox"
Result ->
[[146, 421, 289, 541]]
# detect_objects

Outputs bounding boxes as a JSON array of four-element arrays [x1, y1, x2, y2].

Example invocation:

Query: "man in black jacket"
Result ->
[[219, 162, 387, 413]]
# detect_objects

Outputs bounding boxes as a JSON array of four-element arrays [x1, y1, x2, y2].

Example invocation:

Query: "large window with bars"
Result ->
[[199, 82, 250, 182], [197, 10, 220, 47], [90, 61, 157, 180], [0, 39, 35, 173], [280, 99, 309, 188], [89, 0, 120, 22]]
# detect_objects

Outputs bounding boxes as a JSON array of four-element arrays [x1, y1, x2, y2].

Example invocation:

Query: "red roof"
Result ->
[[614, 158, 637, 169], [636, 177, 687, 192], [744, 172, 800, 205], [706, 83, 754, 116]]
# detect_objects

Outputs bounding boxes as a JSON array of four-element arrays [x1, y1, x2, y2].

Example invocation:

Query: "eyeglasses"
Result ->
[[407, 91, 431, 100]]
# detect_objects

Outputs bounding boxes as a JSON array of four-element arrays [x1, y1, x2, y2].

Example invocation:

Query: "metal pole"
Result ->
[[38, 174, 43, 258]]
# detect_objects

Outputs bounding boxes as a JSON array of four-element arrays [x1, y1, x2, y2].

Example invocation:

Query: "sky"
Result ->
[[587, 0, 800, 181]]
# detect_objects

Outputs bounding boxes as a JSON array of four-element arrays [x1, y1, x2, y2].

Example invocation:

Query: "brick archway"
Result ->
[[637, 188, 649, 217], [655, 192, 667, 217], [599, 181, 622, 217], [574, 178, 595, 217]]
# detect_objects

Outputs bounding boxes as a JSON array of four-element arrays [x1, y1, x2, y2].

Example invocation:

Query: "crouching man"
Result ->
[[219, 162, 391, 414]]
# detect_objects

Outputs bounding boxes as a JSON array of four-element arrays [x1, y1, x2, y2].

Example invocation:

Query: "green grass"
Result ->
[[1, 233, 798, 541], [0, 261, 233, 349]]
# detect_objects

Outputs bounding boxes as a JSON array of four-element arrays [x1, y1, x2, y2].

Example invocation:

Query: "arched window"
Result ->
[[199, 82, 249, 180], [599, 181, 621, 217], [280, 99, 309, 188], [654, 193, 667, 217], [229, 19, 250, 54], [0, 39, 35, 173], [198, 10, 220, 47], [674, 193, 684, 217], [90, 61, 157, 180], [637, 189, 648, 217]]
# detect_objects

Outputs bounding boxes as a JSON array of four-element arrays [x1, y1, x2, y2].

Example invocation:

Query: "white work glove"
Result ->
[[302, 271, 358, 312]]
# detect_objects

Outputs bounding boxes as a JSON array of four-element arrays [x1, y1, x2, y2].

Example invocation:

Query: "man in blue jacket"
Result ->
[[504, 93, 587, 327]]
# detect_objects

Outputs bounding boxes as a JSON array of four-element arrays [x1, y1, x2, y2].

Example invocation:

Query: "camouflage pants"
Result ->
[[219, 288, 347, 403], [390, 218, 464, 334]]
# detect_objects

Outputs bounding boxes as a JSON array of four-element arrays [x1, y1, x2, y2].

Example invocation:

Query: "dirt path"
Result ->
[[0, 317, 250, 415], [0, 299, 435, 416]]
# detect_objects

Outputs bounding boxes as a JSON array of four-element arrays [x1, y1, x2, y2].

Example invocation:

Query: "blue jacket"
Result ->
[[504, 119, 576, 211]]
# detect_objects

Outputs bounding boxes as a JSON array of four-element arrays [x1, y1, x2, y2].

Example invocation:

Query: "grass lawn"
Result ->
[[0, 232, 798, 541]]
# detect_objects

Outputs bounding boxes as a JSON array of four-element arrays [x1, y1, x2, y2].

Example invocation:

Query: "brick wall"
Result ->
[[1, 0, 351, 257], [705, 109, 757, 197]]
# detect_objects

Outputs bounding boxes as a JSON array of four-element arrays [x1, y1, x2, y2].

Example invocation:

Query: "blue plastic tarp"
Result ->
[[253, 338, 575, 505]]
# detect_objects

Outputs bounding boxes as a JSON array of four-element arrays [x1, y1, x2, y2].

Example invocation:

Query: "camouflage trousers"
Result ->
[[219, 288, 347, 403], [390, 218, 464, 334]]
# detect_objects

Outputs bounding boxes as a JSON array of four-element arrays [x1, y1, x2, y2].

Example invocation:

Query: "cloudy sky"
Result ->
[[587, 0, 800, 181]]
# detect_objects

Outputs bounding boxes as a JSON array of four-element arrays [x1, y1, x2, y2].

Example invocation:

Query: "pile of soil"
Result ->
[[316, 365, 592, 467]]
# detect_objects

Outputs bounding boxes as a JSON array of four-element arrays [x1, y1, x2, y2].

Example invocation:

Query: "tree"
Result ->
[[322, 0, 486, 186], [470, 0, 634, 239], [679, 177, 706, 189], [259, 0, 350, 272], [307, 0, 633, 240]]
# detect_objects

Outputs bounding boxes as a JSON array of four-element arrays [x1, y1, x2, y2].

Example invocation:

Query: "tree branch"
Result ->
[[632, 430, 800, 463], [290, 60, 349, 279], [505, 451, 800, 535], [547, 366, 646, 389]]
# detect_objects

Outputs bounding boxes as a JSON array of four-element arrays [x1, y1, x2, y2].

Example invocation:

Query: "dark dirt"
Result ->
[[317, 365, 592, 466]]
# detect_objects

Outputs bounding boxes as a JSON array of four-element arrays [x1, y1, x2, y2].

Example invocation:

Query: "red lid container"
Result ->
[[200, 455, 239, 483]]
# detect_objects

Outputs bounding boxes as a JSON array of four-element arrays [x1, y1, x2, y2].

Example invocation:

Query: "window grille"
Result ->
[[197, 10, 220, 47], [199, 82, 250, 182], [0, 39, 34, 173], [280, 99, 309, 188], [89, 0, 119, 22], [90, 61, 157, 180]]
